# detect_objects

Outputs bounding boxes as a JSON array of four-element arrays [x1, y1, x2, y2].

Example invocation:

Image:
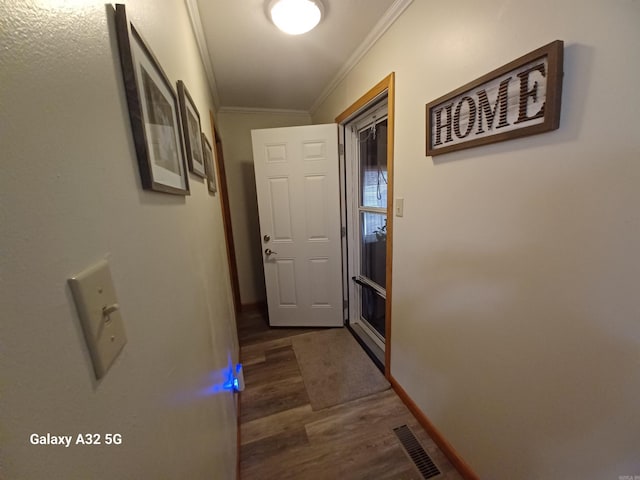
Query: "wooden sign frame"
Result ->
[[426, 40, 563, 156]]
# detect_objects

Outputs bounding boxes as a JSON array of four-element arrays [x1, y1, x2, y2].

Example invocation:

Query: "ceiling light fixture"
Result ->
[[269, 0, 323, 35]]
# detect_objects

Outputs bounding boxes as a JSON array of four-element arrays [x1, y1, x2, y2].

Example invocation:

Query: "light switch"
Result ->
[[395, 197, 404, 217], [68, 259, 126, 379]]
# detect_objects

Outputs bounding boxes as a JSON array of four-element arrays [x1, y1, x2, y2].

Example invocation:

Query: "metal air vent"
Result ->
[[393, 425, 441, 479]]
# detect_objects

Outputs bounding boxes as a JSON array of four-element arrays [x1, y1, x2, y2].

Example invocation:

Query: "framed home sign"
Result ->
[[201, 133, 217, 194], [426, 40, 564, 156], [115, 4, 189, 195], [177, 81, 207, 178]]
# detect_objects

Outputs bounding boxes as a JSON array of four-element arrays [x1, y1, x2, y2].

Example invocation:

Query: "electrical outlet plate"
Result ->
[[68, 259, 126, 379]]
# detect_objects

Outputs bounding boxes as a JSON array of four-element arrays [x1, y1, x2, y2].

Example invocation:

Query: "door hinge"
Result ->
[[338, 143, 345, 156], [343, 299, 348, 309], [341, 226, 347, 238]]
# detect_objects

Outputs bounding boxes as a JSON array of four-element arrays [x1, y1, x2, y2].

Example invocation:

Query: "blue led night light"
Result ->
[[223, 363, 244, 392], [200, 363, 244, 397]]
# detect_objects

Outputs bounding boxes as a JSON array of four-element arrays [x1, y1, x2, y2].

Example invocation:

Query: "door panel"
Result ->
[[303, 141, 326, 159], [275, 259, 297, 306], [304, 175, 329, 240], [309, 258, 331, 306], [252, 124, 343, 327], [266, 143, 287, 163], [268, 177, 293, 240]]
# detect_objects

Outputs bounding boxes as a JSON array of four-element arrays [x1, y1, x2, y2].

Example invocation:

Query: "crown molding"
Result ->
[[184, 0, 221, 110], [309, 0, 413, 115], [217, 106, 311, 117]]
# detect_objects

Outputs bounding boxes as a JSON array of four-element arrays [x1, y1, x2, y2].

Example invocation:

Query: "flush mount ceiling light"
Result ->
[[269, 0, 324, 35]]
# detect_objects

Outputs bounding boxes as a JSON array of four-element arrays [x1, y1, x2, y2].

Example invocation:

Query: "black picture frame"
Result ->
[[201, 133, 217, 194], [114, 4, 189, 195], [177, 81, 207, 178]]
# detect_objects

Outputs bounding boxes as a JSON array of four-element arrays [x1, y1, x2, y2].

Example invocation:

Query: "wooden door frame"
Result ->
[[335, 73, 395, 379], [209, 111, 241, 314]]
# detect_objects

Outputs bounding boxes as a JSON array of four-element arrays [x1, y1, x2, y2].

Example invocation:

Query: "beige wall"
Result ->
[[0, 1, 238, 479], [314, 0, 640, 478], [216, 109, 311, 305]]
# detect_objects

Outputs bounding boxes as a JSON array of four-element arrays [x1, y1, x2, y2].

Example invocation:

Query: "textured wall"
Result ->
[[0, 1, 238, 478], [313, 0, 640, 478], [216, 109, 311, 305]]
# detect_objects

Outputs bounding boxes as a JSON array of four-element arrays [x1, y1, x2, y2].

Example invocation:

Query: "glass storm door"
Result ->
[[346, 100, 388, 352]]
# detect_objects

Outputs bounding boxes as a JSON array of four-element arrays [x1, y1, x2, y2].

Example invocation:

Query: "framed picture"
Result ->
[[114, 4, 189, 195], [201, 133, 217, 193], [426, 40, 563, 156], [177, 81, 206, 178]]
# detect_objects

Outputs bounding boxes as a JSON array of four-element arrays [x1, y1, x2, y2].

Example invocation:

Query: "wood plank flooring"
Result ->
[[238, 310, 464, 480]]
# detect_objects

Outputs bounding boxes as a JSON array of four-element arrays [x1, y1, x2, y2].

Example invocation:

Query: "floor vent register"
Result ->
[[393, 425, 442, 479]]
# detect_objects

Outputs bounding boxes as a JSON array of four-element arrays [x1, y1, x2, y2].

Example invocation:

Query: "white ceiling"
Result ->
[[190, 0, 410, 112]]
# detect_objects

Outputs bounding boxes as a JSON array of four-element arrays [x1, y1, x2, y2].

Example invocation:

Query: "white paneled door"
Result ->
[[252, 124, 343, 327]]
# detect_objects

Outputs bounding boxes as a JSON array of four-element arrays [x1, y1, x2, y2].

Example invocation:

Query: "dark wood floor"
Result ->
[[238, 309, 464, 480]]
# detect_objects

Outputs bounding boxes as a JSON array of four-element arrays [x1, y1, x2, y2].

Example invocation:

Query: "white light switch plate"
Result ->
[[69, 259, 126, 379], [395, 197, 404, 217]]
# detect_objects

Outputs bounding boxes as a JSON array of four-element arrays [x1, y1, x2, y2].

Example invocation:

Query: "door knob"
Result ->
[[264, 248, 278, 256], [263, 234, 271, 242]]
